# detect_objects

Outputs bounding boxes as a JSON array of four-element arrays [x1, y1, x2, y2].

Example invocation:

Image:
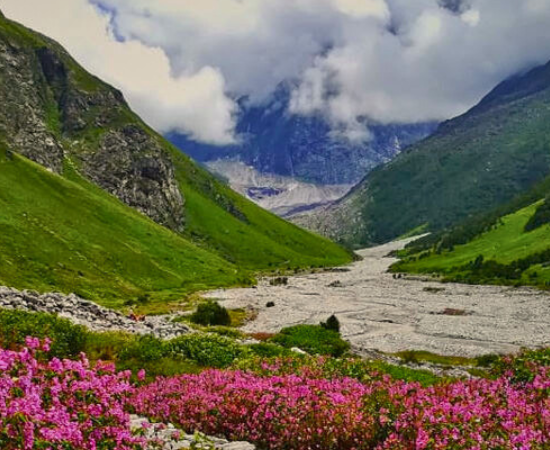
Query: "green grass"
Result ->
[[169, 149, 354, 270], [0, 148, 247, 309], [270, 324, 351, 357], [394, 200, 550, 287], [392, 350, 478, 367]]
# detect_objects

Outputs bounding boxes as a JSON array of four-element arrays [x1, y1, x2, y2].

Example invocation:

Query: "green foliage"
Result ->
[[190, 301, 231, 327], [271, 325, 350, 357], [320, 314, 341, 333], [525, 196, 550, 231], [491, 348, 550, 383], [395, 200, 550, 289], [394, 350, 477, 367], [0, 309, 86, 358], [119, 334, 166, 362], [167, 334, 252, 368]]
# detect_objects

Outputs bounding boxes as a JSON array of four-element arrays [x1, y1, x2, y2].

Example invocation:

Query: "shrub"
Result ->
[[167, 334, 251, 368], [320, 314, 341, 333], [269, 277, 288, 286], [0, 309, 87, 358], [190, 301, 231, 327], [119, 334, 166, 362], [271, 325, 350, 357]]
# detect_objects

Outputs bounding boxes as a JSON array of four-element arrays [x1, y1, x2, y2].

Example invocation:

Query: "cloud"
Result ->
[[1, 0, 237, 144], [3, 0, 550, 144], [290, 0, 550, 139]]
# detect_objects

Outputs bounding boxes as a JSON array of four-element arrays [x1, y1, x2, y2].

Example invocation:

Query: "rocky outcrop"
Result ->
[[81, 125, 185, 231], [0, 40, 64, 172], [131, 416, 255, 450], [0, 287, 191, 340], [0, 19, 185, 231]]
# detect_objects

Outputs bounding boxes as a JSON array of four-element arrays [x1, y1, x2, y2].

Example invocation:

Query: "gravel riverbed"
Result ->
[[206, 239, 550, 357]]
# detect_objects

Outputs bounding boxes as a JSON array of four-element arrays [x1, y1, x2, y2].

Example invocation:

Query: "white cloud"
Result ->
[[1, 0, 237, 144], [290, 0, 550, 136], [3, 0, 550, 144]]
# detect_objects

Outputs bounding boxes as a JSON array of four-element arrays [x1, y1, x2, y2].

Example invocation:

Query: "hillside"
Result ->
[[0, 12, 352, 307], [392, 176, 550, 288], [300, 59, 550, 248]]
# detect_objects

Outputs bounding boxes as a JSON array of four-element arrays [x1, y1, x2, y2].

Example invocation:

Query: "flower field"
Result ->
[[2, 338, 550, 449], [0, 338, 143, 449], [132, 359, 550, 450]]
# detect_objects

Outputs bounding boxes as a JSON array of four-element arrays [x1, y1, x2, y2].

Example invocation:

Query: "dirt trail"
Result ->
[[206, 239, 550, 357]]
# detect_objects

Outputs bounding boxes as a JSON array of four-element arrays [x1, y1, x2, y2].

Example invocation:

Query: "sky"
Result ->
[[2, 0, 550, 144]]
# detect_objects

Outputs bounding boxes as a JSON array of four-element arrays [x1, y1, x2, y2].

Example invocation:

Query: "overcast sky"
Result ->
[[2, 0, 550, 144]]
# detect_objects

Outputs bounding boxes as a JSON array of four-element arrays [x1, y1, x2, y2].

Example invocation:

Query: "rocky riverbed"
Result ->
[[206, 239, 550, 357]]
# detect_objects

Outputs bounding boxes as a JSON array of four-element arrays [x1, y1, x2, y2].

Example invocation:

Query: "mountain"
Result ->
[[392, 174, 550, 288], [204, 159, 352, 217], [0, 12, 353, 308], [298, 59, 550, 248], [168, 85, 435, 213]]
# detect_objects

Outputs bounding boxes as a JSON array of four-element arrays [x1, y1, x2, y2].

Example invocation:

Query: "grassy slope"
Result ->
[[337, 62, 550, 248], [169, 149, 353, 269], [395, 201, 550, 286], [0, 14, 353, 307], [0, 147, 248, 309]]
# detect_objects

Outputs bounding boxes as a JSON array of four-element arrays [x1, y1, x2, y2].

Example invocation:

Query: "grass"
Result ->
[[169, 148, 354, 270], [0, 148, 248, 310], [393, 350, 478, 367], [270, 324, 351, 357], [394, 201, 550, 287]]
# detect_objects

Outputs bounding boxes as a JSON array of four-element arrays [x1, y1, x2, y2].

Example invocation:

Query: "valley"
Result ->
[[207, 238, 550, 357]]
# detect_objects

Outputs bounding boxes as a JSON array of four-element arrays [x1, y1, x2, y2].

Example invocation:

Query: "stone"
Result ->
[[0, 286, 191, 340]]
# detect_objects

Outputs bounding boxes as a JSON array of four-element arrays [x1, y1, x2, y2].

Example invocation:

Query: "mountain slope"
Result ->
[[0, 147, 245, 309], [0, 12, 352, 305], [302, 59, 550, 248], [392, 176, 550, 288]]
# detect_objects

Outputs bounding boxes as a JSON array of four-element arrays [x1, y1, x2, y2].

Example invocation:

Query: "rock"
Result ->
[[290, 347, 307, 355], [130, 415, 255, 450], [0, 286, 191, 339]]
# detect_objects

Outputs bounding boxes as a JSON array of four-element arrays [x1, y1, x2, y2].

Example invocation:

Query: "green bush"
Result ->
[[119, 334, 166, 362], [167, 334, 251, 368], [0, 309, 87, 358], [320, 315, 341, 333], [190, 301, 231, 327], [271, 325, 350, 357]]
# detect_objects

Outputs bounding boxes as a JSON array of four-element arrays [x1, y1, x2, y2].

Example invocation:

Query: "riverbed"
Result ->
[[206, 239, 550, 357]]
